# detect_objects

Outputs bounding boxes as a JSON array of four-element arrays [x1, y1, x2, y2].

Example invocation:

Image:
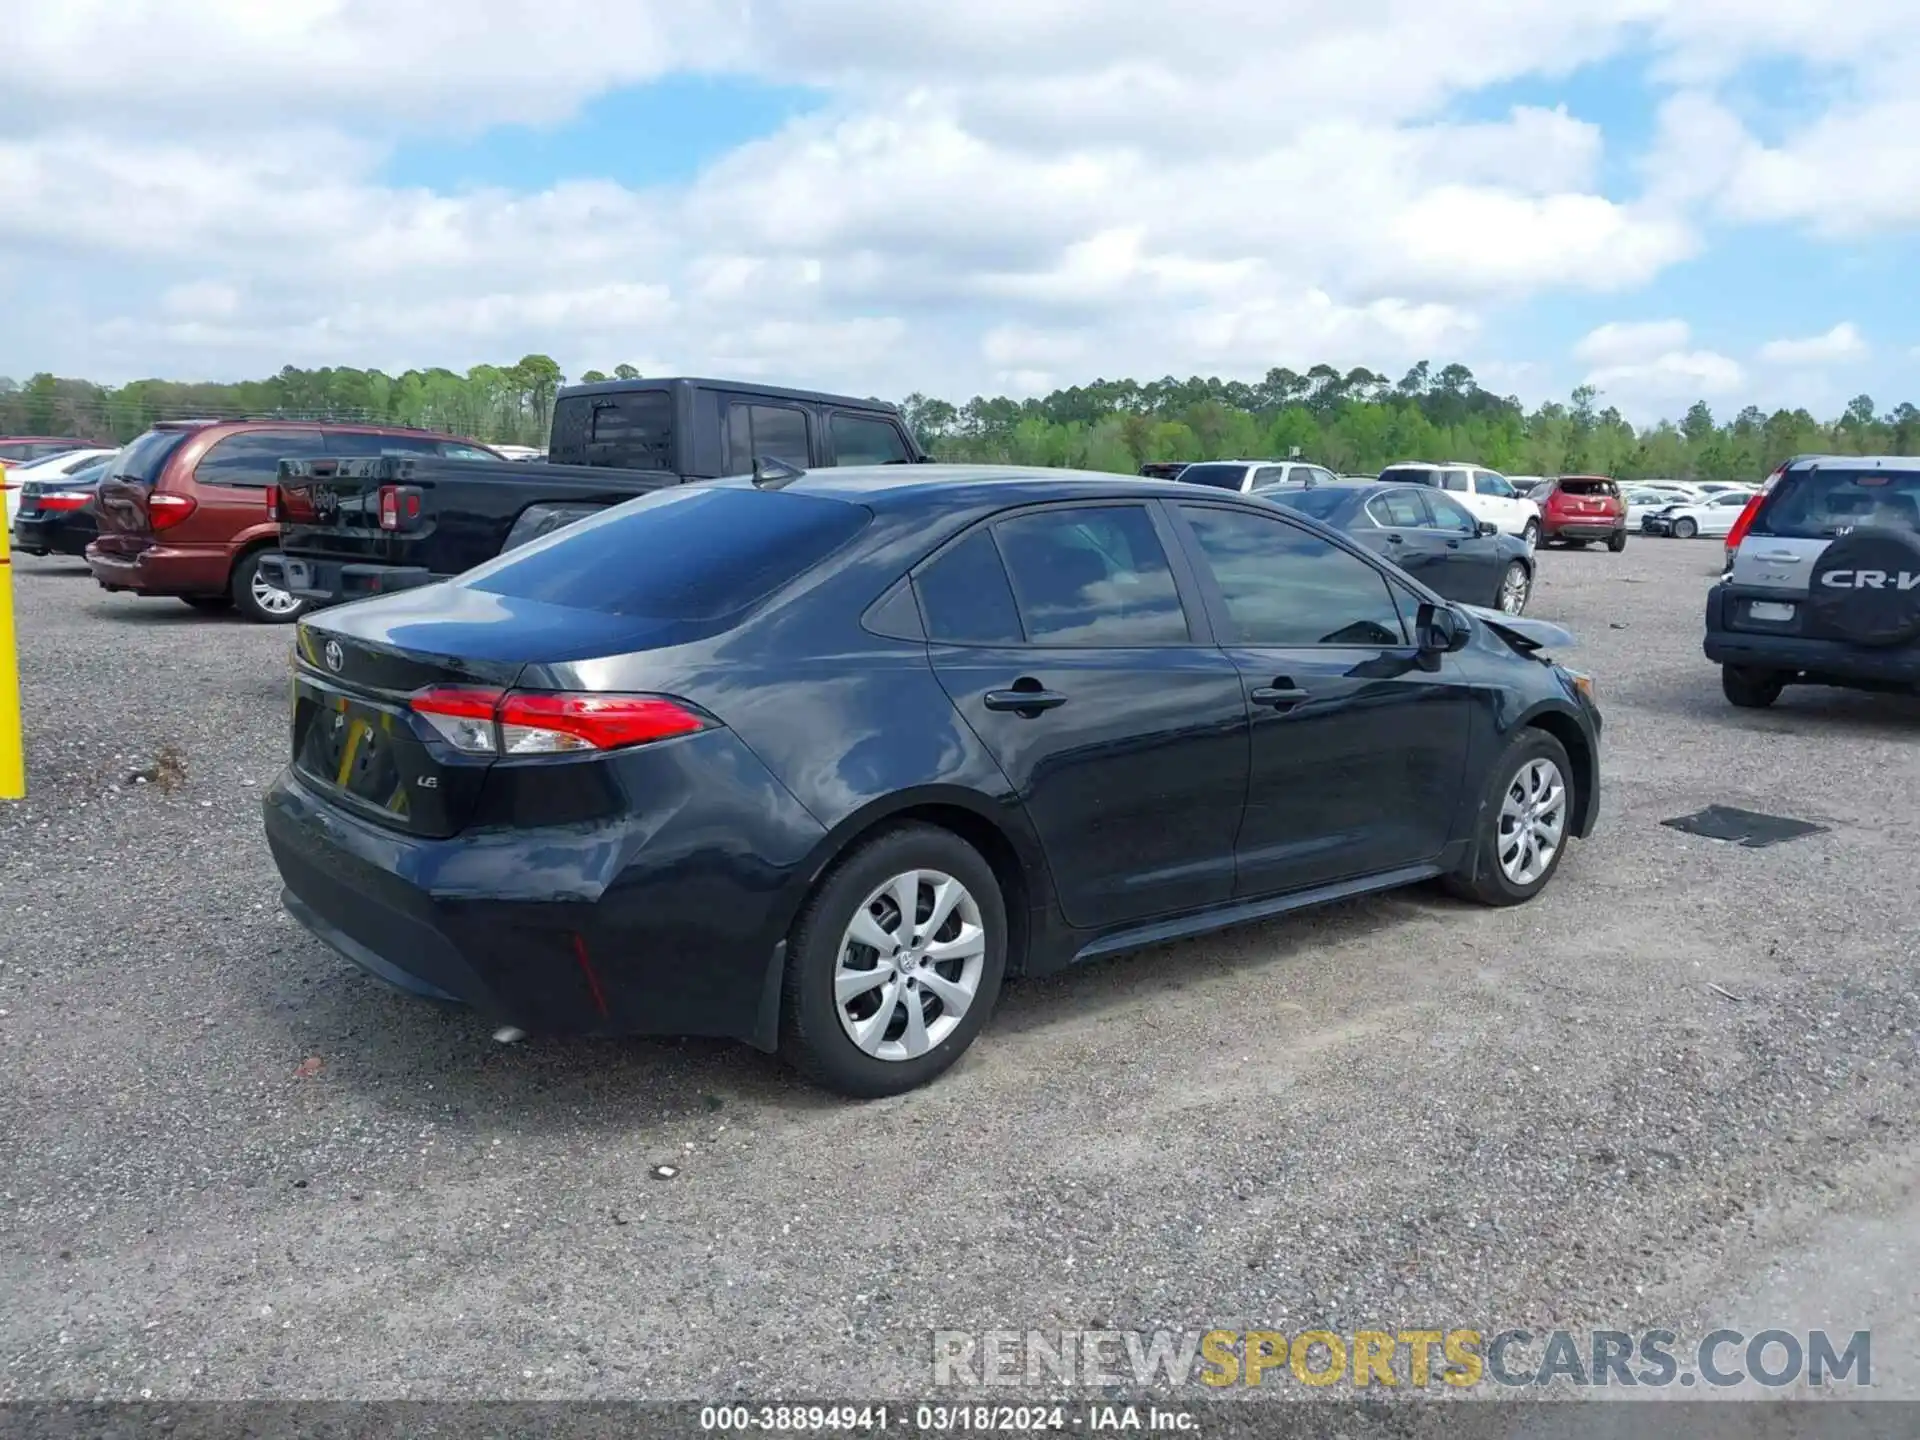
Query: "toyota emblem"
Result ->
[[324, 639, 344, 673]]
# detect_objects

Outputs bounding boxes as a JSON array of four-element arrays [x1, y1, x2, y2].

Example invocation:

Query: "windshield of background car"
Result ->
[[463, 484, 873, 619], [103, 430, 193, 485], [1268, 488, 1351, 522], [1175, 464, 1250, 491], [1758, 470, 1920, 538]]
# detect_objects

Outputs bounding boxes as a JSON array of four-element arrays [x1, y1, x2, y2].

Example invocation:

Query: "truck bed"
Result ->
[[269, 455, 689, 605]]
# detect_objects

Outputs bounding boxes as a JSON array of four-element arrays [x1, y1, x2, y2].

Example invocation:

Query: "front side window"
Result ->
[[830, 413, 912, 466], [1179, 504, 1408, 648], [1425, 492, 1479, 535], [1475, 470, 1516, 498], [991, 505, 1190, 646], [726, 403, 810, 472]]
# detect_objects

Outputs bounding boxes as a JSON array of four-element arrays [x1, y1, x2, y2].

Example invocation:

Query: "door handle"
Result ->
[[984, 684, 1068, 714], [1384, 532, 1403, 544], [1250, 683, 1310, 711], [1445, 539, 1461, 549], [1757, 551, 1802, 563]]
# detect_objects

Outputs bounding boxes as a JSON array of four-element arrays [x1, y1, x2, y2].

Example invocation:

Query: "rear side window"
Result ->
[[1175, 463, 1252, 491], [830, 413, 912, 466], [196, 431, 328, 488], [1367, 490, 1427, 529], [1760, 470, 1920, 538], [100, 430, 193, 485], [915, 530, 1024, 644], [991, 505, 1190, 646], [727, 403, 810, 472], [465, 485, 871, 619]]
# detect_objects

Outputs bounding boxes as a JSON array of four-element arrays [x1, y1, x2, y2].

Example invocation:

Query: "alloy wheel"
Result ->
[[1497, 757, 1566, 886], [251, 568, 302, 616], [1499, 562, 1530, 615]]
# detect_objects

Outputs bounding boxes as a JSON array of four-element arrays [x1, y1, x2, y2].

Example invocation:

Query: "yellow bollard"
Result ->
[[0, 498, 23, 798]]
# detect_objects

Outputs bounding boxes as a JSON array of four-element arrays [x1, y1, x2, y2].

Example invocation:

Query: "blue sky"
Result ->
[[2, 0, 1917, 422]]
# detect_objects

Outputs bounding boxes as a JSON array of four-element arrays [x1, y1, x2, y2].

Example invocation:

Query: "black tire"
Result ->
[[1722, 665, 1784, 709], [1672, 517, 1698, 540], [230, 549, 307, 624], [780, 823, 1008, 1098], [1606, 529, 1627, 553], [1445, 729, 1576, 907], [181, 596, 232, 612], [1521, 518, 1541, 547]]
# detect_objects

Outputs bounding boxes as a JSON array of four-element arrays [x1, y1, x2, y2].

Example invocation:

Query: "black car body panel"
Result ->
[[264, 376, 926, 607], [264, 466, 1601, 1049]]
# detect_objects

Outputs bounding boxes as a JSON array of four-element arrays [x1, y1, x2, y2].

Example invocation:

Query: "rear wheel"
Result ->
[[181, 596, 232, 612], [780, 824, 1008, 1098], [1606, 529, 1627, 553], [1672, 517, 1699, 540], [1722, 665, 1784, 709], [1446, 729, 1574, 907], [231, 549, 306, 625]]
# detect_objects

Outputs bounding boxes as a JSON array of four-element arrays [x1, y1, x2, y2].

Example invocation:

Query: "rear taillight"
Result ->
[[38, 490, 94, 512], [265, 484, 279, 521], [408, 686, 710, 756], [147, 493, 197, 530], [1723, 471, 1779, 559], [377, 484, 423, 531]]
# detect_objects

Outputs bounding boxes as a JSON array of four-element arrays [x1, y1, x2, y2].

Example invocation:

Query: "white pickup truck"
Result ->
[[1378, 461, 1542, 546]]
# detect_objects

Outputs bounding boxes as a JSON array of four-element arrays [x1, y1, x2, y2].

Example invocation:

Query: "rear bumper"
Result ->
[[257, 553, 436, 607], [262, 763, 822, 1045], [1704, 586, 1920, 684], [85, 540, 232, 596], [12, 513, 95, 557], [1543, 518, 1624, 541]]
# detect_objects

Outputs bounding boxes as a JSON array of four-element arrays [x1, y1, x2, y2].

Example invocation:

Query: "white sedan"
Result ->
[[1641, 490, 1755, 539], [1, 446, 117, 523]]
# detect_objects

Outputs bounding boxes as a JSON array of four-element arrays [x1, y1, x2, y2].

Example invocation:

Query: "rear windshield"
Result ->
[[1759, 468, 1920, 539], [1267, 488, 1349, 521], [549, 390, 673, 470], [103, 430, 193, 485], [1175, 463, 1250, 491], [465, 484, 871, 619], [1556, 478, 1618, 497], [1380, 467, 1439, 487]]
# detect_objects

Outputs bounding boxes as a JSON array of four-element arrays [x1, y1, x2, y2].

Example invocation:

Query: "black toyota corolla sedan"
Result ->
[[1264, 478, 1537, 616], [263, 466, 1602, 1097]]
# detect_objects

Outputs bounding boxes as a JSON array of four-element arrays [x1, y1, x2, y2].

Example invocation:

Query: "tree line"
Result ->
[[4, 357, 1915, 481]]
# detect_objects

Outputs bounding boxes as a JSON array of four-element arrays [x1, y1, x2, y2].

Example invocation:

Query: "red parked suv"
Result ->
[[87, 421, 499, 622], [1535, 475, 1628, 551]]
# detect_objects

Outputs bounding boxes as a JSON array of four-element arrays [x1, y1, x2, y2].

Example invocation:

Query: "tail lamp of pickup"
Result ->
[[266, 483, 424, 531]]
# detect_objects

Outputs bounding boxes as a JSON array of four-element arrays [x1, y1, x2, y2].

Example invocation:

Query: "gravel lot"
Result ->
[[2, 539, 1917, 1403]]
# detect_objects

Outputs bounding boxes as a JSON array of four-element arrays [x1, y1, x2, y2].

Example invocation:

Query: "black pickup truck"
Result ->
[[258, 376, 927, 606]]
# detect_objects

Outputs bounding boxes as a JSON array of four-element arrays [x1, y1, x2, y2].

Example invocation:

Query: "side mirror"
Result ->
[[1417, 601, 1471, 654], [1476, 521, 1498, 537]]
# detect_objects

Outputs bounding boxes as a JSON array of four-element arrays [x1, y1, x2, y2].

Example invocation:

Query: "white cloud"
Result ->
[[1759, 323, 1868, 365], [0, 0, 1914, 413], [1573, 320, 1695, 366]]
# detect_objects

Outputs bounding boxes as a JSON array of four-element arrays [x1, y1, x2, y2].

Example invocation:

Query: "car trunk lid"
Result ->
[[91, 430, 197, 556]]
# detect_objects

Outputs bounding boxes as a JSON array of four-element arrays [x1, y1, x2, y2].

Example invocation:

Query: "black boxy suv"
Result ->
[[1706, 456, 1920, 707]]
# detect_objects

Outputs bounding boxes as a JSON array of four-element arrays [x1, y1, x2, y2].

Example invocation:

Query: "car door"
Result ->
[[1473, 469, 1524, 533], [1167, 501, 1474, 897], [1416, 488, 1505, 603], [1356, 487, 1449, 589], [915, 502, 1251, 929]]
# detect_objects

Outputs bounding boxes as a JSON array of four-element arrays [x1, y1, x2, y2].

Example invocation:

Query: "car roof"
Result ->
[[773, 463, 1267, 514], [558, 375, 903, 414]]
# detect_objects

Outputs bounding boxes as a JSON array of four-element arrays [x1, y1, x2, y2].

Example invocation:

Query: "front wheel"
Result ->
[[1445, 730, 1574, 907], [1521, 518, 1541, 547], [1497, 560, 1531, 615], [1722, 665, 1784, 709], [1606, 529, 1627, 553], [1672, 517, 1699, 540], [231, 550, 306, 624], [780, 824, 1008, 1098]]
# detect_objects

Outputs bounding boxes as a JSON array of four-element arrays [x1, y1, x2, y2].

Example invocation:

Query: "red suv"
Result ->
[[1536, 475, 1628, 551], [87, 421, 499, 622]]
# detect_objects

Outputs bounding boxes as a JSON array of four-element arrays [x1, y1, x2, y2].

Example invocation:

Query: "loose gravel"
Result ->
[[1, 541, 1916, 1401]]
